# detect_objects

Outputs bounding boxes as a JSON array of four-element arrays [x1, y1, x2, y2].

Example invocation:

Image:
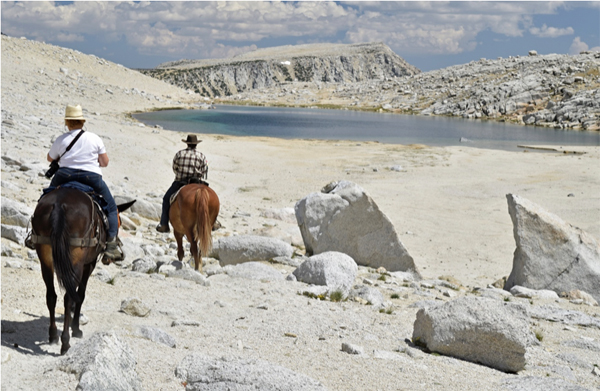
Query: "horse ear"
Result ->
[[117, 199, 136, 213]]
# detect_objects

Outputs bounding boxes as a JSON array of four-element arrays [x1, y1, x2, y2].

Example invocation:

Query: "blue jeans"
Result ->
[[160, 181, 185, 226], [50, 167, 119, 238]]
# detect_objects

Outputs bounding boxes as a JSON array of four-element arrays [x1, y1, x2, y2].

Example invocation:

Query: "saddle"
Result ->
[[25, 182, 111, 250], [169, 178, 210, 205], [43, 182, 110, 229]]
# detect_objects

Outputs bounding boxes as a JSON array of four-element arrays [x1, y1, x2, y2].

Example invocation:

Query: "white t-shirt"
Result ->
[[49, 128, 106, 175]]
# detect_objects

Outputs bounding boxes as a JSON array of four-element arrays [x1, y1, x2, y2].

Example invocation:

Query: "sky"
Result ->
[[1, 1, 599, 72]]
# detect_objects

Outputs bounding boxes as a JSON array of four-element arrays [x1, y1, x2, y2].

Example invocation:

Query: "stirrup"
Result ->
[[25, 231, 36, 250], [102, 237, 124, 262], [25, 220, 36, 249]]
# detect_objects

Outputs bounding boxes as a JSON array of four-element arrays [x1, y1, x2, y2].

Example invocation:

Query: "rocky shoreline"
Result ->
[[139, 42, 600, 132], [222, 50, 600, 131]]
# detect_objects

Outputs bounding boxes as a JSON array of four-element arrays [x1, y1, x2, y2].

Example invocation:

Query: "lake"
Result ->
[[133, 105, 600, 151]]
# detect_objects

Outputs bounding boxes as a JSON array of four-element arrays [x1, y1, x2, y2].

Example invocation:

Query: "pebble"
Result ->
[[341, 342, 364, 355], [4, 260, 22, 268]]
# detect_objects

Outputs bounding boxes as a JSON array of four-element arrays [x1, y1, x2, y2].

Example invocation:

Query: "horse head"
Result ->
[[117, 199, 136, 213]]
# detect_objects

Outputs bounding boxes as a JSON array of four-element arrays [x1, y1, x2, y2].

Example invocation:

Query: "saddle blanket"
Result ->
[[169, 180, 210, 206], [170, 188, 182, 205], [41, 181, 110, 217]]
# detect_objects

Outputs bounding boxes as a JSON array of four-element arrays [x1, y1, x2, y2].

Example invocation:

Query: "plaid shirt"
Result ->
[[173, 147, 208, 181]]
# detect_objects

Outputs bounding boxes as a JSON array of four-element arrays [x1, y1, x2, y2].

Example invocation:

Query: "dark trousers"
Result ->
[[50, 167, 119, 238], [160, 181, 185, 226]]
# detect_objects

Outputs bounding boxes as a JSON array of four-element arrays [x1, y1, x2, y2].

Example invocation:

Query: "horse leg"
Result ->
[[40, 261, 59, 345], [71, 262, 93, 338], [174, 231, 185, 261], [188, 234, 201, 272], [61, 292, 72, 355]]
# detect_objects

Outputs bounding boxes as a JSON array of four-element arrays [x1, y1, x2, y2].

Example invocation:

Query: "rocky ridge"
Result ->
[[141, 42, 600, 132], [138, 42, 420, 98], [225, 50, 600, 131]]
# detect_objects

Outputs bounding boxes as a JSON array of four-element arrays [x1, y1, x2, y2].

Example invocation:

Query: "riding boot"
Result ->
[[156, 223, 170, 233], [104, 237, 122, 259]]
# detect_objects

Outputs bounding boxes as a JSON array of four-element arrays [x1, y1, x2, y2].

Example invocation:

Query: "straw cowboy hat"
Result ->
[[64, 104, 86, 121], [182, 134, 202, 144]]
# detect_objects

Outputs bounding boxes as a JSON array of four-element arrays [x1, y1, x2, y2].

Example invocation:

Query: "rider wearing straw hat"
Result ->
[[47, 104, 121, 259], [157, 134, 208, 233]]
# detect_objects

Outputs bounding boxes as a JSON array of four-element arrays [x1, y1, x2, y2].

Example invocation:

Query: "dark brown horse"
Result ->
[[29, 187, 134, 355], [169, 183, 220, 273]]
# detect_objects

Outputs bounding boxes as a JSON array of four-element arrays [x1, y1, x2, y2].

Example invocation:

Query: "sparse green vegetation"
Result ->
[[379, 306, 394, 315], [391, 293, 400, 299], [412, 337, 427, 349], [293, 62, 314, 82], [329, 290, 345, 302], [535, 329, 544, 342], [145, 106, 186, 112], [276, 63, 293, 82], [580, 67, 599, 78], [301, 291, 326, 300]]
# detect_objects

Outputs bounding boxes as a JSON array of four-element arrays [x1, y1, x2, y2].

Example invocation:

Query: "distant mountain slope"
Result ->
[[224, 50, 600, 132], [138, 42, 420, 97], [138, 41, 599, 132], [1, 35, 190, 122], [1, 34, 192, 166]]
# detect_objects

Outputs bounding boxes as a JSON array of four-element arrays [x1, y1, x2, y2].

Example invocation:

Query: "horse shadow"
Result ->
[[1, 312, 63, 357]]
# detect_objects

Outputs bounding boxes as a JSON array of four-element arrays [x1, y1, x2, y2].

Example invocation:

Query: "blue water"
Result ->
[[133, 105, 600, 151]]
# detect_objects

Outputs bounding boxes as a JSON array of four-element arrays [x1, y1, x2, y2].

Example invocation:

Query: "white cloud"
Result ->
[[0, 1, 595, 63], [530, 24, 574, 38], [569, 37, 589, 54], [55, 32, 84, 43]]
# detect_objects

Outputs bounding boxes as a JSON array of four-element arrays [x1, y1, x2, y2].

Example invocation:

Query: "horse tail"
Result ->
[[194, 187, 213, 258], [50, 203, 80, 303]]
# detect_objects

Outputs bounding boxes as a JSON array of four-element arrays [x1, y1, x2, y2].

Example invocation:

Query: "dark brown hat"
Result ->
[[182, 134, 202, 144]]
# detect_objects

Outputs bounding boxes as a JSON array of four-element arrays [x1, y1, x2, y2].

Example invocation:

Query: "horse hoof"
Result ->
[[72, 330, 83, 338], [60, 345, 70, 355], [49, 337, 59, 345]]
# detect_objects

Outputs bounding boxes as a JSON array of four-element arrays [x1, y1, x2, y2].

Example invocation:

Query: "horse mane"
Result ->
[[50, 203, 81, 303], [194, 187, 213, 258]]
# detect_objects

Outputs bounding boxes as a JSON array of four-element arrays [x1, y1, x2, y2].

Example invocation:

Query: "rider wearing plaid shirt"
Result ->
[[173, 146, 207, 181], [157, 134, 208, 233]]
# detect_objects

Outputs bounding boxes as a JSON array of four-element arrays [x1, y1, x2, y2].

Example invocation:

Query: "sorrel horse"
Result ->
[[29, 187, 134, 355], [169, 183, 220, 273]]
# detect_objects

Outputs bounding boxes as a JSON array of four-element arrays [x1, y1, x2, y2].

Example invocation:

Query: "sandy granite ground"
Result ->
[[2, 35, 600, 391], [121, 131, 600, 288]]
